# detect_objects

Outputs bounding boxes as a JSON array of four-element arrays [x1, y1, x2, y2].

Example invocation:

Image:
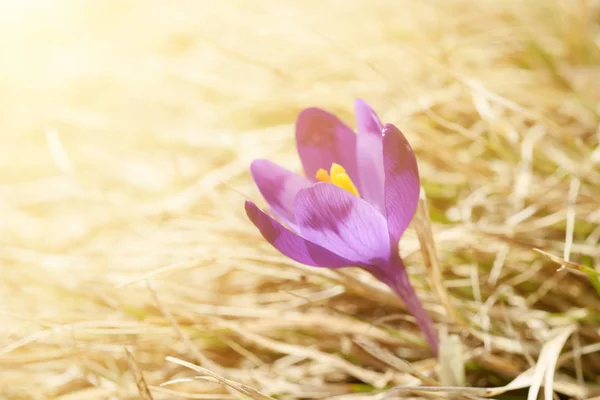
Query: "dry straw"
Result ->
[[1, 0, 599, 399]]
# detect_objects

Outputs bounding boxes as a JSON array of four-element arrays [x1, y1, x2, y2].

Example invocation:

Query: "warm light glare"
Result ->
[[0, 1, 598, 397]]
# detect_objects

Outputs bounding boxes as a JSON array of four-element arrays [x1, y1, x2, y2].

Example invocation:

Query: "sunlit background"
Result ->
[[1, 1, 600, 399]]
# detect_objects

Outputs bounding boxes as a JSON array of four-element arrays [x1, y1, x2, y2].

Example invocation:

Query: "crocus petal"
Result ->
[[382, 124, 420, 243], [245, 201, 353, 268], [294, 182, 390, 265], [250, 159, 311, 230], [355, 99, 385, 213], [355, 99, 383, 137], [296, 108, 358, 185]]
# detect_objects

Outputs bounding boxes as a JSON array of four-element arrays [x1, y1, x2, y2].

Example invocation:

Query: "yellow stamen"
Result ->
[[316, 168, 331, 183], [330, 163, 346, 178], [333, 173, 360, 196], [315, 163, 359, 196]]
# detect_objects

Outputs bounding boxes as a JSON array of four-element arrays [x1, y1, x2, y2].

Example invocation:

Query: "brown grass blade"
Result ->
[[414, 191, 460, 323], [125, 347, 154, 400], [165, 357, 277, 400]]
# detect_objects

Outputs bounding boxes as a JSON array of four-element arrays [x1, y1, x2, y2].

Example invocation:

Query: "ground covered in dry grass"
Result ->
[[1, 1, 600, 399]]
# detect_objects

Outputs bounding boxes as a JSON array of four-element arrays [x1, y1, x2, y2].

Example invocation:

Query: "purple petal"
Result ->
[[294, 183, 390, 265], [250, 159, 311, 231], [382, 124, 420, 243], [296, 108, 358, 184], [245, 201, 352, 268], [373, 254, 438, 356], [355, 99, 383, 137], [355, 99, 385, 214]]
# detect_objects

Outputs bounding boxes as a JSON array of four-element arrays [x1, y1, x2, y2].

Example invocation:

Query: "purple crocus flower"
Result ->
[[245, 100, 438, 355]]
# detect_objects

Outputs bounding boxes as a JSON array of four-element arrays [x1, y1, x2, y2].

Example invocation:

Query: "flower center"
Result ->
[[315, 163, 359, 196]]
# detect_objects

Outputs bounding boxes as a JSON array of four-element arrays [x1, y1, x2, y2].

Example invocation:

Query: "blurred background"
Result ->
[[1, 0, 599, 399]]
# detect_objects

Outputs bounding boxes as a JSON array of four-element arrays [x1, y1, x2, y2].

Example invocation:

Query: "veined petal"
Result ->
[[245, 201, 352, 268], [250, 159, 311, 230], [355, 99, 385, 213], [294, 183, 390, 265], [382, 124, 420, 243], [296, 108, 358, 185]]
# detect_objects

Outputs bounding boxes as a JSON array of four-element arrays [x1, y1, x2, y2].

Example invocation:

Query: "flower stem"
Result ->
[[374, 256, 439, 357]]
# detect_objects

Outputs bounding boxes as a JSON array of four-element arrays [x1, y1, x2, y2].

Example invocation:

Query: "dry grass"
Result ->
[[1, 0, 600, 399]]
